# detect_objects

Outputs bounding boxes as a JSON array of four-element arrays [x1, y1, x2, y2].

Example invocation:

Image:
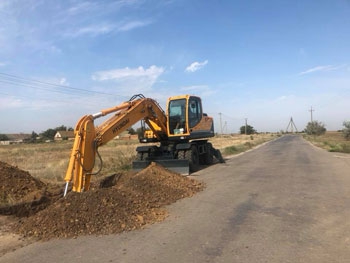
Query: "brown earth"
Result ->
[[0, 161, 63, 217], [0, 161, 204, 247]]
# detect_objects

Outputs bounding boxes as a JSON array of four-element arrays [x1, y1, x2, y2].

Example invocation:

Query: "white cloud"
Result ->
[[0, 62, 6, 67], [69, 24, 115, 37], [118, 20, 152, 32], [299, 64, 347, 75], [92, 65, 165, 94], [0, 0, 151, 54], [66, 0, 141, 16], [66, 20, 151, 37], [180, 85, 216, 97], [59, 78, 69, 86], [92, 65, 164, 81], [33, 76, 70, 87], [185, 60, 208, 73], [181, 85, 209, 91], [67, 1, 97, 15]]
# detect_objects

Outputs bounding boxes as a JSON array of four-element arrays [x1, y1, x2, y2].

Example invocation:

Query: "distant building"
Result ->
[[54, 131, 75, 141], [0, 134, 32, 145]]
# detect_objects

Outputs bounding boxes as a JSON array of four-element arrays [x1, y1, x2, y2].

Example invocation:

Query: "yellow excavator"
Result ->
[[63, 94, 224, 196]]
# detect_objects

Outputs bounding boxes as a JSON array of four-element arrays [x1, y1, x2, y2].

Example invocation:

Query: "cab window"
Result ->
[[188, 97, 202, 128], [169, 99, 186, 134]]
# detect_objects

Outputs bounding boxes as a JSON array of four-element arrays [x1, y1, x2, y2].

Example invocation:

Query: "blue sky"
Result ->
[[0, 0, 350, 134]]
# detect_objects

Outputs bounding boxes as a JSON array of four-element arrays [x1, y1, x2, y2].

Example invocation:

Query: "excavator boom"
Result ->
[[64, 94, 167, 194]]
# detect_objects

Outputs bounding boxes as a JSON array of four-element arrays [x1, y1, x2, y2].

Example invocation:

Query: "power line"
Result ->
[[0, 72, 135, 109], [0, 72, 123, 97], [0, 79, 83, 96], [0, 91, 84, 106], [219, 112, 245, 121]]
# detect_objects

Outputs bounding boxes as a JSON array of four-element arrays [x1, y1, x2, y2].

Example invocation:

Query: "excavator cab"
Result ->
[[167, 95, 214, 140]]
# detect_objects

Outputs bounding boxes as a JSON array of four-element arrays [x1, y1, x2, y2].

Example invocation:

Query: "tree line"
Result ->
[[238, 121, 350, 140]]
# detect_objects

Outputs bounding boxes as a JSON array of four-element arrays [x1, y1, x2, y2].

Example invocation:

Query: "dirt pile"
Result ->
[[0, 161, 45, 203], [0, 161, 62, 217], [2, 162, 204, 240]]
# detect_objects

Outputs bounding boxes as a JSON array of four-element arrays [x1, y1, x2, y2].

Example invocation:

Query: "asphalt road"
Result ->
[[2, 135, 350, 263]]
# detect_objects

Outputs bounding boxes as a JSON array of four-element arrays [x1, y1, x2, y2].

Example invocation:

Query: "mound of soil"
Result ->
[[11, 162, 204, 240], [0, 161, 63, 217], [0, 161, 45, 203]]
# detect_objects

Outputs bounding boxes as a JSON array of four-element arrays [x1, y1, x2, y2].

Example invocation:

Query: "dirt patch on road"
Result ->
[[0, 161, 204, 251]]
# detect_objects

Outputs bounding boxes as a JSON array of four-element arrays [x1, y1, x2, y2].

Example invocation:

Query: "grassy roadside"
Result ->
[[303, 131, 350, 153], [219, 133, 278, 156], [0, 134, 278, 184], [0, 140, 140, 183]]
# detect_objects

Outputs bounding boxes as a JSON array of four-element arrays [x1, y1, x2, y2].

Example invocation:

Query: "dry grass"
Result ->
[[0, 134, 277, 184], [213, 134, 277, 155], [0, 142, 71, 183], [303, 131, 350, 153]]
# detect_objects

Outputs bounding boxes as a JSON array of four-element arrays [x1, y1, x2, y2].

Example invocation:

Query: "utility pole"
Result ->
[[245, 118, 248, 135], [219, 113, 223, 135], [222, 121, 227, 134], [286, 117, 298, 133], [309, 106, 315, 122]]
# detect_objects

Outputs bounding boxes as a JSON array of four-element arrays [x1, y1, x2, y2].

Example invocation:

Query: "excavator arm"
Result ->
[[64, 94, 167, 195]]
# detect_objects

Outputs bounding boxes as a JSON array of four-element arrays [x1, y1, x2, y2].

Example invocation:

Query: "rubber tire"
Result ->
[[189, 145, 200, 172], [204, 143, 214, 165]]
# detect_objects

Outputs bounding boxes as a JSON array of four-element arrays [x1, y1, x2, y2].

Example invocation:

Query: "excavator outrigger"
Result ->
[[64, 94, 224, 196]]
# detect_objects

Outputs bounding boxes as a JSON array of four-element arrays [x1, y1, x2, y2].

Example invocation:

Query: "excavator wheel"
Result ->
[[178, 145, 199, 172], [188, 145, 200, 172], [204, 143, 214, 165]]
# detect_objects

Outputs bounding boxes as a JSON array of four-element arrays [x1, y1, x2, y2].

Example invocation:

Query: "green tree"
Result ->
[[41, 128, 56, 140], [127, 127, 136, 135], [304, 121, 326, 135], [343, 121, 350, 140], [40, 125, 72, 140], [240, 125, 256, 135], [30, 131, 38, 143], [0, 134, 9, 141], [55, 125, 67, 131]]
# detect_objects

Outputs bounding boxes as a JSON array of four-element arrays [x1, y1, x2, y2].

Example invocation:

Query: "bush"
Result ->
[[0, 134, 9, 141], [343, 121, 350, 140], [240, 125, 256, 135], [304, 121, 326, 136]]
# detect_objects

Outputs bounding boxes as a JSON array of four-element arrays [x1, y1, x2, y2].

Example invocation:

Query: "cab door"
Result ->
[[188, 96, 202, 129]]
